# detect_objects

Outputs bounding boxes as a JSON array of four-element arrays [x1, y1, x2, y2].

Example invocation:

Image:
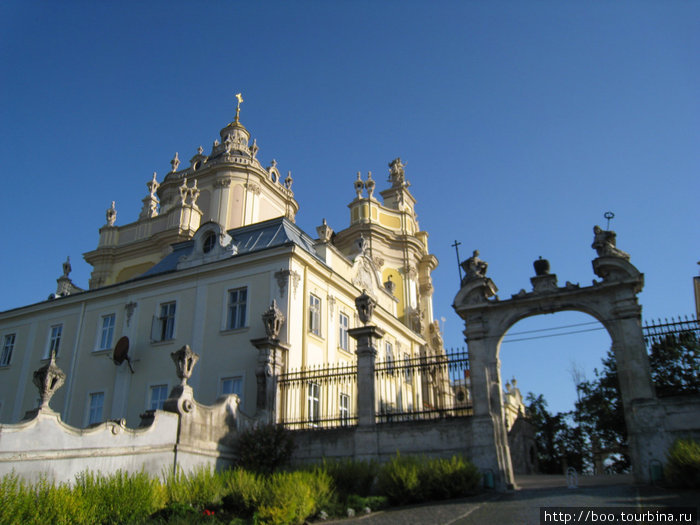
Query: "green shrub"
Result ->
[[665, 438, 700, 488], [236, 424, 295, 475], [74, 469, 166, 524], [376, 454, 421, 505], [163, 465, 225, 509], [221, 467, 264, 518], [320, 457, 378, 499], [0, 474, 88, 525], [419, 456, 481, 500], [257, 471, 331, 525], [376, 454, 481, 506]]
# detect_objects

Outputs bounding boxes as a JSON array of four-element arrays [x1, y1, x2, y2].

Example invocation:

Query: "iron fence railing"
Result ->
[[643, 315, 699, 344], [375, 347, 472, 423], [278, 361, 357, 429]]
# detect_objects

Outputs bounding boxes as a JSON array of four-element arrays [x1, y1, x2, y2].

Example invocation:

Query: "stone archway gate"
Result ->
[[453, 226, 677, 490]]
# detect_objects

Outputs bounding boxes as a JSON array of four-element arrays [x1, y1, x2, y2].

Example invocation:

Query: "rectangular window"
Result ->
[[155, 302, 176, 342], [87, 392, 104, 425], [338, 312, 349, 351], [339, 393, 350, 425], [98, 314, 116, 350], [149, 384, 169, 410], [46, 324, 63, 358], [1, 334, 15, 366], [307, 382, 320, 424], [385, 341, 394, 371], [227, 287, 247, 330], [221, 376, 243, 401], [403, 352, 411, 382], [309, 294, 321, 336]]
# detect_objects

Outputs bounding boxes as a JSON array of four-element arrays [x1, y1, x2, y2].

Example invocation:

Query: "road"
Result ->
[[326, 475, 699, 525]]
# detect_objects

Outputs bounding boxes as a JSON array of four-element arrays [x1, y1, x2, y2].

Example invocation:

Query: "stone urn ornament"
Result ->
[[355, 290, 376, 325], [533, 256, 550, 276], [171, 344, 199, 386]]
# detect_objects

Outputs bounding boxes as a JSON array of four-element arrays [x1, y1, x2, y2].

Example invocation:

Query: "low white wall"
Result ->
[[0, 409, 179, 483]]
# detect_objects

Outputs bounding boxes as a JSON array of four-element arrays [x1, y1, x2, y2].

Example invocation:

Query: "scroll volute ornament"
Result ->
[[33, 350, 66, 409], [262, 300, 285, 339], [171, 344, 199, 386], [355, 290, 377, 325]]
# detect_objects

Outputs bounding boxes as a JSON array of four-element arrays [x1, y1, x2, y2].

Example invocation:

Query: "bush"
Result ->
[[162, 465, 225, 509], [376, 454, 421, 505], [257, 470, 332, 525], [221, 468, 264, 518], [75, 469, 166, 524], [665, 438, 700, 488], [376, 454, 481, 506], [236, 424, 295, 475], [320, 457, 378, 499], [419, 456, 481, 500]]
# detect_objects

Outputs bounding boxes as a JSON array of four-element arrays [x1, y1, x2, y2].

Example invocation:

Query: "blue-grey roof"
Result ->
[[139, 217, 321, 279]]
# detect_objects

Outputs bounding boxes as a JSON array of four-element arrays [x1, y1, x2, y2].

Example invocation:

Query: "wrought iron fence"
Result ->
[[643, 315, 699, 344], [278, 361, 357, 429], [643, 315, 699, 397], [375, 347, 472, 423]]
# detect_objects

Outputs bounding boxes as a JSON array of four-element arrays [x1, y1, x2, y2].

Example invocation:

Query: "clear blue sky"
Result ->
[[1, 1, 698, 414]]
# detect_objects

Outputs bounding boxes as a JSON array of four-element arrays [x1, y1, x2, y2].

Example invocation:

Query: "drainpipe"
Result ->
[[63, 300, 87, 423]]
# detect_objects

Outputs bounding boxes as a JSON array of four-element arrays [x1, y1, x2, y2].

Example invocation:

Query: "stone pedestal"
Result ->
[[348, 325, 385, 426], [251, 337, 289, 424]]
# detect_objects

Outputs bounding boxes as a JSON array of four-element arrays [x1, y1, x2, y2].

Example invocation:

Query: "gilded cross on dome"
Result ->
[[234, 92, 244, 122]]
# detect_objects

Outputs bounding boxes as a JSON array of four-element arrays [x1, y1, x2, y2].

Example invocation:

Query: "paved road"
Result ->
[[326, 476, 699, 525]]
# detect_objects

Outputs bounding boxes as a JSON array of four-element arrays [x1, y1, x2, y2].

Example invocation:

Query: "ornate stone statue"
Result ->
[[284, 171, 293, 190], [106, 201, 117, 226], [62, 256, 71, 278], [388, 157, 406, 187], [170, 152, 180, 172], [262, 300, 285, 340], [316, 218, 333, 243], [461, 250, 488, 280], [33, 349, 66, 410], [592, 226, 630, 260]]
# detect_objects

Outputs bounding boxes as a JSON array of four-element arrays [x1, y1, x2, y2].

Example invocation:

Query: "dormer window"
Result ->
[[203, 232, 216, 254], [193, 161, 201, 171]]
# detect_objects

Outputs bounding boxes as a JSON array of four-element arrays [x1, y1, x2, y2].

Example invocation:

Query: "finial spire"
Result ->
[[235, 92, 244, 122]]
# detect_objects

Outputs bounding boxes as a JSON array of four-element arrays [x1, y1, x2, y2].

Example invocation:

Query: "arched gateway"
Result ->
[[453, 226, 670, 489]]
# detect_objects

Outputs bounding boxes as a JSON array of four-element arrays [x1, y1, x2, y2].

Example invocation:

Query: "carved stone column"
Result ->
[[251, 301, 289, 424], [349, 291, 384, 426]]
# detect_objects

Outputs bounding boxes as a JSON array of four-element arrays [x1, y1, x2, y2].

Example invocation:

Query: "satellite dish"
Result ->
[[113, 336, 134, 373]]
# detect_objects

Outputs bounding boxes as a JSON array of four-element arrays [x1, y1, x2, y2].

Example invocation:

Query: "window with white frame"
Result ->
[[227, 287, 247, 330], [338, 312, 349, 351], [149, 384, 169, 410], [403, 352, 411, 382], [221, 376, 243, 401], [309, 294, 321, 336], [339, 392, 350, 425], [1, 334, 15, 366], [98, 314, 116, 350], [153, 302, 176, 342], [385, 341, 394, 371], [87, 392, 104, 425], [307, 382, 320, 424], [46, 324, 63, 358]]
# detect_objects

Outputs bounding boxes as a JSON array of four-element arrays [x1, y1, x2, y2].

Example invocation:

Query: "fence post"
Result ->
[[349, 291, 384, 426], [251, 301, 289, 424], [349, 325, 384, 426]]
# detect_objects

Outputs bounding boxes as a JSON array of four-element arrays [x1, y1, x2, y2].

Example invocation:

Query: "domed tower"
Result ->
[[332, 158, 440, 354], [84, 97, 299, 289]]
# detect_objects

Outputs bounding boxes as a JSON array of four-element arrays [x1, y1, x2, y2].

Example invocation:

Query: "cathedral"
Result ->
[[0, 100, 446, 428]]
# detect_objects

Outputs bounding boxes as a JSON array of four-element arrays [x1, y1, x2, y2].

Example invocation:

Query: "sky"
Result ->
[[1, 1, 698, 415]]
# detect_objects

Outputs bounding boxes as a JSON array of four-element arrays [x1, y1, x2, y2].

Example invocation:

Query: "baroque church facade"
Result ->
[[0, 103, 447, 428]]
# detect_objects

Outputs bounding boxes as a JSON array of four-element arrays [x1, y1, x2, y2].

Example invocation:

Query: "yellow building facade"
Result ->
[[0, 106, 447, 428]]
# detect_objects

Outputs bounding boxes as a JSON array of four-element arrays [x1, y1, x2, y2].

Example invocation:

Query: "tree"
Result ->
[[648, 331, 700, 397], [574, 349, 629, 473], [525, 393, 587, 474]]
